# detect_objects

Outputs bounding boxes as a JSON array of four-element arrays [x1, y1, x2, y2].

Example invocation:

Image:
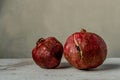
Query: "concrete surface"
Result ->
[[0, 58, 120, 80]]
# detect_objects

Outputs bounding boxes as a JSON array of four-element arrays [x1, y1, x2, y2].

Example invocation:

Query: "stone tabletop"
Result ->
[[0, 58, 120, 80]]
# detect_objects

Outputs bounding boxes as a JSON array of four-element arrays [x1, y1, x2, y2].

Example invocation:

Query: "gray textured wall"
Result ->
[[0, 0, 120, 58]]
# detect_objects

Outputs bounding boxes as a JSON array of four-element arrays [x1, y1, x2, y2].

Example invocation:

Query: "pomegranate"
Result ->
[[64, 29, 107, 69], [32, 37, 63, 69]]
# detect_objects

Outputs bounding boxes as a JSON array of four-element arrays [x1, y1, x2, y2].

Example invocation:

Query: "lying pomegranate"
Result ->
[[64, 29, 107, 69], [32, 37, 63, 69]]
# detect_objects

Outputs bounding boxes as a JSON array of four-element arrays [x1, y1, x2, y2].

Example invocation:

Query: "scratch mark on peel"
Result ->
[[73, 35, 83, 59], [79, 50, 83, 59]]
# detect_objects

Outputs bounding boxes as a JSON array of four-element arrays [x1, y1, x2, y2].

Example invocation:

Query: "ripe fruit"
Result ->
[[64, 29, 107, 69], [32, 37, 63, 69]]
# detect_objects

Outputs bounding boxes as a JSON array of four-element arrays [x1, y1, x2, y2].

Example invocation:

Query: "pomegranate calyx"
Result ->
[[81, 28, 86, 32], [36, 38, 45, 45]]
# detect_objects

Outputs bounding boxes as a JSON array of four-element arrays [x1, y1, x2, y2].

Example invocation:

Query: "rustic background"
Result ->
[[0, 0, 120, 58]]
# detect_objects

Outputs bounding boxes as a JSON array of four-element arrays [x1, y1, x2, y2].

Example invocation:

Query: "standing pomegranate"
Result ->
[[64, 29, 107, 69], [32, 37, 63, 69]]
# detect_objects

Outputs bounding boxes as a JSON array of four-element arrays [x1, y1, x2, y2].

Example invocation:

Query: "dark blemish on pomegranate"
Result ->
[[55, 52, 62, 60], [75, 45, 80, 52]]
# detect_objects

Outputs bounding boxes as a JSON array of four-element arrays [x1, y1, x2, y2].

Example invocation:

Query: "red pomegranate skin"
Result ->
[[32, 37, 63, 69], [64, 29, 107, 69]]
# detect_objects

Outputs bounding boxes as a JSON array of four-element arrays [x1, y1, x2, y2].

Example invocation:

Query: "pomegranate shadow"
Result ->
[[88, 63, 120, 71], [57, 62, 72, 69]]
